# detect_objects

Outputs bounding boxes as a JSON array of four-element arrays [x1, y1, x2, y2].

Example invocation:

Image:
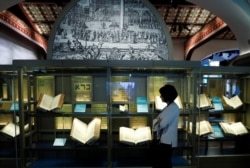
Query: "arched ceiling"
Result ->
[[0, 0, 235, 40], [2, 0, 249, 64], [187, 0, 250, 62]]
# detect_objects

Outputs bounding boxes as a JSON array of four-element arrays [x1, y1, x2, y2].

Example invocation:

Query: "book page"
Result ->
[[222, 95, 243, 109], [197, 94, 212, 108], [70, 118, 88, 144], [37, 94, 53, 111], [230, 122, 248, 135], [119, 127, 136, 145], [86, 118, 101, 144], [219, 122, 234, 134], [197, 120, 213, 135], [134, 126, 152, 144], [50, 94, 64, 110], [1, 122, 20, 137]]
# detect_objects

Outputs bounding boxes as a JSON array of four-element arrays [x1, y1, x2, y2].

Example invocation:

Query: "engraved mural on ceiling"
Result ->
[[50, 0, 170, 60]]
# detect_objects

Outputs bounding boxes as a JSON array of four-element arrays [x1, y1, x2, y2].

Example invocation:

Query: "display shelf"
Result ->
[[0, 65, 21, 167], [193, 66, 250, 167], [5, 60, 249, 167], [16, 60, 196, 167]]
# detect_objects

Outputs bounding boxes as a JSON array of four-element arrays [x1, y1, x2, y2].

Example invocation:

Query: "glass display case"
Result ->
[[17, 60, 109, 168], [3, 60, 250, 168], [195, 66, 250, 168], [108, 60, 198, 167], [0, 65, 20, 167], [12, 60, 199, 168]]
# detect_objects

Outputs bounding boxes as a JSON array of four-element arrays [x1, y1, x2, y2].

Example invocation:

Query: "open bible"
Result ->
[[189, 120, 213, 136], [222, 95, 243, 109], [37, 93, 64, 111], [0, 122, 29, 138], [70, 117, 101, 145], [219, 122, 248, 136], [196, 94, 213, 110], [0, 122, 20, 137], [119, 126, 152, 145]]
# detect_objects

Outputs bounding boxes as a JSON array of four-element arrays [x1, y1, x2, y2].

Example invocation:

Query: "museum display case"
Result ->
[[0, 65, 21, 167], [107, 60, 198, 167], [195, 66, 250, 168], [2, 60, 250, 168], [10, 60, 199, 167]]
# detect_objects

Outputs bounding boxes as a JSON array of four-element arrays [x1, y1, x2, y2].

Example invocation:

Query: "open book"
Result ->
[[196, 94, 213, 110], [70, 117, 101, 145], [0, 122, 20, 137], [119, 104, 128, 112], [219, 122, 248, 136], [119, 126, 152, 145], [0, 122, 29, 138], [222, 95, 243, 109], [37, 93, 64, 111], [189, 120, 213, 136]]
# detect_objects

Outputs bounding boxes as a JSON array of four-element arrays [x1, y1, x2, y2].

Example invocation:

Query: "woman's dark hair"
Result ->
[[159, 84, 178, 102]]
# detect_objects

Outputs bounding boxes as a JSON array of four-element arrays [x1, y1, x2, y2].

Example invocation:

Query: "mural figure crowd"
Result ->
[[52, 0, 169, 60]]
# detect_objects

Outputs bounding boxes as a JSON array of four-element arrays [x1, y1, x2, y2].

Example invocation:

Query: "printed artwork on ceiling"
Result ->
[[50, 0, 169, 60]]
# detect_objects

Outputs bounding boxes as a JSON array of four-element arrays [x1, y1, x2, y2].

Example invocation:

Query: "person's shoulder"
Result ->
[[171, 102, 180, 111], [170, 102, 178, 107]]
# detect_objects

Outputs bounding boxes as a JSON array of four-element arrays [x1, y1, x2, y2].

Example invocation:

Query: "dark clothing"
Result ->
[[152, 143, 173, 168]]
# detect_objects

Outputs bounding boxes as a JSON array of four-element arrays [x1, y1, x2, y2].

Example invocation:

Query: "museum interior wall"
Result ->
[[0, 26, 238, 63], [0, 25, 44, 65]]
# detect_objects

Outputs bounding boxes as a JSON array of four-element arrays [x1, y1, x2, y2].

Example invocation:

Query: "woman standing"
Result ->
[[152, 84, 180, 168]]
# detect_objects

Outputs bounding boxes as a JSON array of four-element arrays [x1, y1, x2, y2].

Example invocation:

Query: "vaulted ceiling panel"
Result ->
[[5, 0, 235, 40]]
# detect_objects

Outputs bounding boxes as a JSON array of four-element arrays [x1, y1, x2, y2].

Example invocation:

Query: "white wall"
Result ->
[[0, 25, 40, 65]]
